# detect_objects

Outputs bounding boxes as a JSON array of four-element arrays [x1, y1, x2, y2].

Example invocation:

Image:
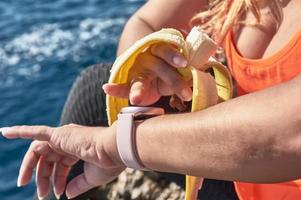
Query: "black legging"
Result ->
[[35, 63, 238, 200]]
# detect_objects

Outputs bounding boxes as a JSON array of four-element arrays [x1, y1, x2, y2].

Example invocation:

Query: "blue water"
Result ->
[[0, 0, 144, 199]]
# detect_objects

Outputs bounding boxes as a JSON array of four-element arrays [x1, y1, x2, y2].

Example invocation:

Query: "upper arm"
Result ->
[[134, 0, 208, 32]]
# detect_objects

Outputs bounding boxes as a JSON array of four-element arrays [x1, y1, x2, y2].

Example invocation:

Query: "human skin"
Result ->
[[2, 0, 301, 199], [2, 73, 301, 199], [1, 124, 125, 199]]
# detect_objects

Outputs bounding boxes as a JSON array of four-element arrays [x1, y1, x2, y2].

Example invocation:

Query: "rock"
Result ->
[[93, 168, 185, 200]]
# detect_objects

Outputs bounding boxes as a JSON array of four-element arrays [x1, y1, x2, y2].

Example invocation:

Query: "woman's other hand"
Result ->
[[103, 43, 192, 106], [0, 124, 124, 199]]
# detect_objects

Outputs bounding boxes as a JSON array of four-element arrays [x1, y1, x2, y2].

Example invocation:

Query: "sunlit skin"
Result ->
[[2, 0, 301, 199], [1, 124, 124, 199]]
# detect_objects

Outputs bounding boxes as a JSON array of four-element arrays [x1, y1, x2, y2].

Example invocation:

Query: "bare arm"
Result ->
[[117, 0, 208, 55], [3, 75, 301, 198], [133, 74, 301, 183]]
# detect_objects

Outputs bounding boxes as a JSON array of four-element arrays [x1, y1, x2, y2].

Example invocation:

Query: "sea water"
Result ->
[[0, 0, 144, 199]]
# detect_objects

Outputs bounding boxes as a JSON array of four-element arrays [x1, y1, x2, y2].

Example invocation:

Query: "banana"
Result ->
[[106, 26, 233, 200]]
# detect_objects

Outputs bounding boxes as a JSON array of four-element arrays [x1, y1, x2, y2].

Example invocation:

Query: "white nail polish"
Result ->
[[17, 177, 21, 187], [37, 190, 44, 200], [38, 195, 44, 200], [54, 190, 61, 199], [0, 127, 11, 136]]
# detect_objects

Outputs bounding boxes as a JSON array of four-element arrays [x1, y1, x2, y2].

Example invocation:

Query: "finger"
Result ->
[[65, 162, 121, 199], [17, 141, 51, 187], [157, 78, 192, 102], [53, 161, 73, 199], [155, 78, 192, 96], [18, 144, 40, 187], [66, 167, 122, 199], [141, 54, 192, 101], [1, 125, 53, 141], [65, 173, 95, 199], [65, 163, 100, 199], [129, 75, 160, 105], [53, 156, 78, 198], [36, 157, 54, 199], [151, 43, 187, 68], [66, 163, 101, 199], [102, 83, 130, 98]]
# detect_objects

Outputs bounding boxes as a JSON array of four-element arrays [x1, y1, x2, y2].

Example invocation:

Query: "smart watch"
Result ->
[[116, 106, 164, 170]]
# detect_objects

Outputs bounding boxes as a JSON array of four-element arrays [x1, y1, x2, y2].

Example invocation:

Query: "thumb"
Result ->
[[65, 162, 121, 199], [102, 83, 130, 98], [65, 173, 95, 199]]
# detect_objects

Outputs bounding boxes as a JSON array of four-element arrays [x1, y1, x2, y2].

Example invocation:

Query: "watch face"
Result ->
[[120, 106, 164, 116]]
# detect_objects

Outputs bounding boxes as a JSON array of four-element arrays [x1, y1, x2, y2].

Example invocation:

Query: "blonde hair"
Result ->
[[190, 0, 283, 44]]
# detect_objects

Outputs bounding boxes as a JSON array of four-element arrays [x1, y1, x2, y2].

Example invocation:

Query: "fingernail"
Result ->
[[54, 191, 61, 199], [17, 176, 22, 187], [38, 195, 44, 200], [0, 127, 11, 136], [173, 56, 187, 67], [130, 95, 142, 105], [181, 89, 192, 101], [37, 190, 44, 200], [102, 84, 108, 91]]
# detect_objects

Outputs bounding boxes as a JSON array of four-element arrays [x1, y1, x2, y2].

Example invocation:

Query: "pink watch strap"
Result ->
[[116, 107, 164, 171], [117, 112, 147, 170]]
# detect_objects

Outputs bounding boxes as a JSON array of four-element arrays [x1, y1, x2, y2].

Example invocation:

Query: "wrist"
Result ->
[[102, 123, 125, 168], [115, 106, 164, 170]]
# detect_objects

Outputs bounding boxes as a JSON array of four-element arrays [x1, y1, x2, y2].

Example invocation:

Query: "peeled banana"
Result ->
[[106, 26, 233, 200]]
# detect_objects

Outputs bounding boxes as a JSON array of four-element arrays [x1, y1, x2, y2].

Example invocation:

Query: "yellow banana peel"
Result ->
[[106, 27, 233, 200]]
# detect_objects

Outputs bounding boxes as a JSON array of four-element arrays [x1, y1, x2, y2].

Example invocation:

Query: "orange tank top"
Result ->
[[224, 27, 301, 200]]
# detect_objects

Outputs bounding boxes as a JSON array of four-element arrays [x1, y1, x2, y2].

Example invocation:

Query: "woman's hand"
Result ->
[[103, 44, 192, 106], [0, 124, 124, 199]]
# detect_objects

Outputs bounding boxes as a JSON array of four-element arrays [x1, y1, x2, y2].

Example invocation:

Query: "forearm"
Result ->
[[136, 75, 301, 183], [117, 15, 155, 55], [117, 0, 207, 55]]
